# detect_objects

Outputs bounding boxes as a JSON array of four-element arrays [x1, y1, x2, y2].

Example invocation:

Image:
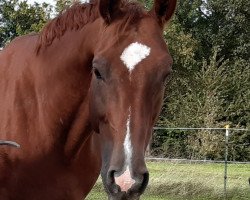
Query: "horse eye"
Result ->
[[93, 68, 102, 80]]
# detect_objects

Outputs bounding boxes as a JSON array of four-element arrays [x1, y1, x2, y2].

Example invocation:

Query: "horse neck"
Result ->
[[35, 25, 100, 155]]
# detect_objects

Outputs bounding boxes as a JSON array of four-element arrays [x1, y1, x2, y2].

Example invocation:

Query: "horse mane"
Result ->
[[36, 1, 99, 53], [36, 0, 147, 53]]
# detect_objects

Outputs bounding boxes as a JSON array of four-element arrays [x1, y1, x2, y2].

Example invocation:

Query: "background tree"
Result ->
[[55, 0, 72, 13], [0, 0, 52, 48], [149, 0, 250, 160]]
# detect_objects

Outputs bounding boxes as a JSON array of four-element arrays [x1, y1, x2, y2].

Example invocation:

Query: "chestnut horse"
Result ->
[[0, 0, 176, 199]]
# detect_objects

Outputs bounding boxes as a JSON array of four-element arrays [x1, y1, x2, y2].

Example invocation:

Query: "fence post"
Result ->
[[224, 125, 229, 199]]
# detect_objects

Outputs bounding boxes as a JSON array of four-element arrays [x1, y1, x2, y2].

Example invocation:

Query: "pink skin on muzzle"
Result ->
[[114, 166, 136, 192]]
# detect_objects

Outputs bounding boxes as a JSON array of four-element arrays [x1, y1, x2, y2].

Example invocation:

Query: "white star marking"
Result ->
[[120, 42, 151, 72]]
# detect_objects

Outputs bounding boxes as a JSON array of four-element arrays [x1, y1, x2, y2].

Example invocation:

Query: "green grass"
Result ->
[[86, 162, 250, 200]]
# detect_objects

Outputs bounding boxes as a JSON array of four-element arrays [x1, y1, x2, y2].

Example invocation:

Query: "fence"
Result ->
[[147, 126, 250, 199]]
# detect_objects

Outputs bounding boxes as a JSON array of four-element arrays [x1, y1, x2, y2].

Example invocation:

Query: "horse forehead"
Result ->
[[119, 41, 169, 72], [120, 42, 151, 72], [118, 20, 168, 72]]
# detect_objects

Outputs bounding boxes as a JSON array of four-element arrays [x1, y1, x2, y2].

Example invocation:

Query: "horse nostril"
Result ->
[[142, 171, 149, 187], [107, 169, 115, 185], [136, 171, 149, 194], [106, 169, 121, 194]]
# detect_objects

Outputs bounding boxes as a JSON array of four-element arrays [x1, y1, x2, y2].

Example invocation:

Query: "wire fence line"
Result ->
[[149, 126, 250, 199], [153, 127, 249, 131], [145, 157, 250, 164], [150, 126, 249, 164], [150, 126, 249, 160]]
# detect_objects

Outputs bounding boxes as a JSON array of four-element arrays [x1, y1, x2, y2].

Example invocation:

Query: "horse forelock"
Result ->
[[36, 0, 148, 53], [118, 1, 147, 30]]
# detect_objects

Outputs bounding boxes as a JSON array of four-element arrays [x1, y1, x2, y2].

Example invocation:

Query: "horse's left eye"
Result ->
[[94, 68, 102, 80]]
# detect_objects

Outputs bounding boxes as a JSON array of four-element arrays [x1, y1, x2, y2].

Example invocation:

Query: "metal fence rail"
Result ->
[[145, 157, 250, 164], [154, 127, 248, 131]]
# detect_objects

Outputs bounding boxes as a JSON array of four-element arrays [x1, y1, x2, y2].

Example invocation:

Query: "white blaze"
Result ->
[[124, 113, 132, 166], [120, 42, 151, 72], [116, 42, 150, 191], [114, 110, 135, 191]]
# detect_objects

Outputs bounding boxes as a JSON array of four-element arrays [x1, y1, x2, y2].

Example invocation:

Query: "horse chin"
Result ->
[[103, 179, 143, 200], [102, 175, 141, 200]]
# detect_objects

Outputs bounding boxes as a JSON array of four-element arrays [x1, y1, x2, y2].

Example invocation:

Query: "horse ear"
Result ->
[[99, 0, 122, 24], [151, 0, 177, 26]]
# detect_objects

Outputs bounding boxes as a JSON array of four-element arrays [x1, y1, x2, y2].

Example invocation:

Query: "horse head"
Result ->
[[89, 0, 176, 199]]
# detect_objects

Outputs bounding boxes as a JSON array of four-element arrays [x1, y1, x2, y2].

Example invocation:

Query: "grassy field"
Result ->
[[86, 161, 250, 200]]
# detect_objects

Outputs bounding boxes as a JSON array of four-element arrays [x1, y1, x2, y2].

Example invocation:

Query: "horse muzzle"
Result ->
[[104, 166, 149, 200]]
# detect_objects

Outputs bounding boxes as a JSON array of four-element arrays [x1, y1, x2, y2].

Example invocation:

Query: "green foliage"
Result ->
[[152, 0, 250, 161], [55, 0, 72, 13], [0, 0, 52, 47]]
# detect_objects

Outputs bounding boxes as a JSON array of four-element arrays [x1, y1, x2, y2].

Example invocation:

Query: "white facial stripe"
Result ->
[[120, 42, 151, 72], [115, 109, 135, 191], [124, 110, 132, 166]]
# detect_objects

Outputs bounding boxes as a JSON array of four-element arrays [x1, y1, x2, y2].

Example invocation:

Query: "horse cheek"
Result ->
[[90, 81, 108, 133]]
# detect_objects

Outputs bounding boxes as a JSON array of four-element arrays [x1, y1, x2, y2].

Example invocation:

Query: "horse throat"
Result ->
[[63, 92, 93, 162]]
